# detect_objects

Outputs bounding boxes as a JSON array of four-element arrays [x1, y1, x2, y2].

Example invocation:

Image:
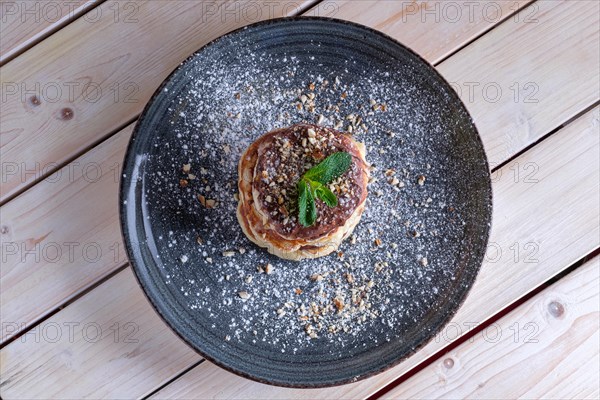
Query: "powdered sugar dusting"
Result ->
[[130, 21, 491, 371]]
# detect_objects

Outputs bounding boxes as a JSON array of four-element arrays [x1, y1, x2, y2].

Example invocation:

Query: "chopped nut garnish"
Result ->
[[245, 275, 253, 283], [307, 128, 316, 137], [234, 92, 241, 100], [374, 238, 382, 246], [308, 82, 315, 91], [265, 263, 274, 274], [182, 163, 191, 173], [239, 247, 246, 254], [420, 257, 428, 267], [305, 324, 317, 338], [197, 194, 206, 206], [389, 177, 400, 186], [417, 175, 426, 185], [385, 169, 395, 176], [205, 199, 217, 208], [179, 179, 188, 187], [196, 236, 203, 245], [374, 261, 386, 273], [222, 250, 236, 257], [310, 274, 324, 282], [345, 273, 354, 284], [238, 291, 251, 300], [295, 288, 303, 295], [333, 296, 345, 312]]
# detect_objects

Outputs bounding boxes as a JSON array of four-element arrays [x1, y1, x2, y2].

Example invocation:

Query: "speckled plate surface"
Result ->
[[120, 17, 492, 387]]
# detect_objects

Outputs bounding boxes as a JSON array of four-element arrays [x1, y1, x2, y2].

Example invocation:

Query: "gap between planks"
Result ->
[[0, 0, 534, 206], [0, 0, 105, 66], [1, 104, 595, 399], [2, 0, 596, 396], [0, 0, 592, 356], [367, 247, 600, 400], [0, 0, 541, 343], [144, 105, 600, 399], [0, 0, 323, 206], [489, 99, 600, 173], [381, 255, 600, 399], [0, 262, 130, 349]]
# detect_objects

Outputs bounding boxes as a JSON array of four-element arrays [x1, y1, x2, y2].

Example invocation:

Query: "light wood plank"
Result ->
[[1, 65, 597, 400], [0, 0, 99, 65], [0, 0, 537, 343], [437, 0, 600, 165], [0, 0, 315, 203], [0, 268, 203, 399], [151, 107, 599, 399], [2, 0, 599, 397], [307, 0, 533, 64], [384, 257, 600, 400], [0, 125, 133, 343]]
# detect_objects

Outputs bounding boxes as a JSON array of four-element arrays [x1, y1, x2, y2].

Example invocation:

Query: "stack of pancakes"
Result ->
[[237, 123, 369, 260]]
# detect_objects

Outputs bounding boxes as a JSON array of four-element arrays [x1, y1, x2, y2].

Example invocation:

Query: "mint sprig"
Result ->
[[297, 152, 352, 227]]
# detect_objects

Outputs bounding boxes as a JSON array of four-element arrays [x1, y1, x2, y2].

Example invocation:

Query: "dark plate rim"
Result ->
[[119, 16, 493, 388]]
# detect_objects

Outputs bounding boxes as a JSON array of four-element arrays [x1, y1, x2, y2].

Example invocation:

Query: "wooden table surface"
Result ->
[[1, 1, 599, 398]]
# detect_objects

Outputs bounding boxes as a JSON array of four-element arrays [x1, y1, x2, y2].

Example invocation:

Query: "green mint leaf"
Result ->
[[298, 179, 317, 227], [315, 185, 338, 207], [297, 179, 308, 222], [296, 152, 351, 227], [303, 152, 352, 185], [305, 188, 317, 226]]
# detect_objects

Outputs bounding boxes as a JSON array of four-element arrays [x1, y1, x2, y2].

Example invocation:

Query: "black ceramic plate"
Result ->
[[120, 17, 492, 387]]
